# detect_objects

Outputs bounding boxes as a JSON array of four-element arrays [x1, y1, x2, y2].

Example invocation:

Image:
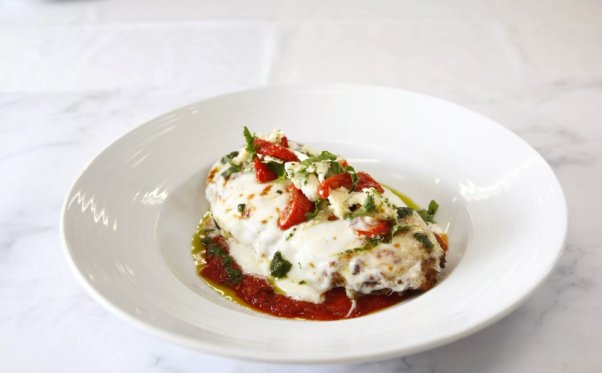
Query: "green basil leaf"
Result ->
[[270, 251, 292, 278], [243, 126, 256, 155]]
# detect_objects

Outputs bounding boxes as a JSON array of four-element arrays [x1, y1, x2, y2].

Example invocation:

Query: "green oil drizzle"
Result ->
[[191, 218, 289, 306], [382, 184, 421, 210], [189, 184, 426, 318]]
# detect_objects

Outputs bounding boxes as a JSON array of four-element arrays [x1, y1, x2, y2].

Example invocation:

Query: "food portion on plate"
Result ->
[[192, 128, 448, 320]]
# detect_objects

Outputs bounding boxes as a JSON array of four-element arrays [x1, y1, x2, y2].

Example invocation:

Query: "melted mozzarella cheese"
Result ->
[[206, 156, 444, 303]]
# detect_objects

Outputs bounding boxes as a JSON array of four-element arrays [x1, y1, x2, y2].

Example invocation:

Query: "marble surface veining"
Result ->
[[1, 0, 601, 372]]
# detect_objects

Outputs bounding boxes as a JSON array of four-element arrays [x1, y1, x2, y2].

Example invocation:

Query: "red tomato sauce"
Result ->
[[198, 236, 411, 320]]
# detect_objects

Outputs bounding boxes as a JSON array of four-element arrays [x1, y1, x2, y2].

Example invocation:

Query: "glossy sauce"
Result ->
[[193, 234, 412, 320], [382, 184, 421, 210]]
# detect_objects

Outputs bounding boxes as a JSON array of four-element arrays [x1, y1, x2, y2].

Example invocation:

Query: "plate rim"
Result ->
[[61, 83, 568, 363]]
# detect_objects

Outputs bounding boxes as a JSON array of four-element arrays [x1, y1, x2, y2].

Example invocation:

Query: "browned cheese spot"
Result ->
[[260, 184, 273, 196], [242, 208, 252, 219], [247, 193, 256, 200], [331, 272, 344, 286], [207, 167, 219, 183]]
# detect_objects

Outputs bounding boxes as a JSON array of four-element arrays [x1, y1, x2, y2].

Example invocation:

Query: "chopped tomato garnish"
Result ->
[[338, 160, 349, 168], [254, 138, 298, 162], [280, 136, 289, 148], [352, 219, 391, 238], [318, 173, 353, 198], [434, 233, 449, 252], [253, 158, 277, 183], [278, 185, 314, 230], [318, 171, 384, 198], [355, 172, 384, 193]]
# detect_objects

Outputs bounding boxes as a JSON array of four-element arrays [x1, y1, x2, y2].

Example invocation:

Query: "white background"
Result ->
[[1, 0, 601, 372]]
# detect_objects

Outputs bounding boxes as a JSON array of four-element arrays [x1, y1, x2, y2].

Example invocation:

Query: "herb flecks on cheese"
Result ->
[[202, 128, 447, 304]]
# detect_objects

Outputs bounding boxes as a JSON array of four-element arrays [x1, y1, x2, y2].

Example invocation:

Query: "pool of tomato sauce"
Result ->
[[198, 236, 414, 320]]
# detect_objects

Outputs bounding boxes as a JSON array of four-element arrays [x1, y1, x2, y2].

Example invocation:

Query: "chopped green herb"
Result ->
[[221, 164, 242, 178], [207, 243, 226, 257], [367, 237, 380, 246], [363, 193, 376, 213], [267, 161, 285, 177], [417, 210, 431, 222], [270, 251, 292, 278], [237, 203, 246, 213], [243, 126, 256, 155], [285, 228, 297, 241], [225, 266, 242, 285], [427, 200, 439, 215], [275, 173, 288, 184], [298, 280, 306, 285], [391, 224, 411, 236], [417, 199, 439, 223], [345, 165, 359, 190], [413, 232, 434, 250], [305, 199, 323, 220], [342, 242, 374, 255], [346, 193, 376, 219], [221, 255, 234, 266], [327, 161, 345, 177], [396, 207, 414, 220], [300, 151, 337, 166], [221, 151, 239, 164]]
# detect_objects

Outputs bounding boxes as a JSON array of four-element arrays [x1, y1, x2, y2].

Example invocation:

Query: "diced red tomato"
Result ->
[[338, 160, 349, 168], [278, 185, 315, 230], [355, 172, 384, 193], [254, 138, 298, 162], [280, 136, 289, 148], [352, 219, 391, 238], [318, 171, 384, 198], [318, 173, 353, 198], [253, 158, 277, 183]]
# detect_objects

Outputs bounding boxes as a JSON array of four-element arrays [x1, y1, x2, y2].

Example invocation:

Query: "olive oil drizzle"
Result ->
[[191, 187, 427, 316], [382, 184, 421, 210]]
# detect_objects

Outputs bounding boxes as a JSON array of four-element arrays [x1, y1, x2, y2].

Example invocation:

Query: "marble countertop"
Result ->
[[1, 0, 601, 372]]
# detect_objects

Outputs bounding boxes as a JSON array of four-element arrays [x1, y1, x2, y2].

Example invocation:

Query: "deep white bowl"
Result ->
[[62, 85, 567, 363]]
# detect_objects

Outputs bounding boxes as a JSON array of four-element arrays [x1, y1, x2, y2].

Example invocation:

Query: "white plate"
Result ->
[[62, 84, 567, 363]]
